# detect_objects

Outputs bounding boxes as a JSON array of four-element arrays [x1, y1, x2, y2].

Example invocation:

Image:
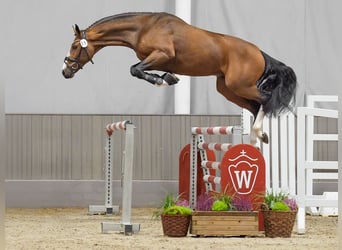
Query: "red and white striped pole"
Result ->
[[106, 120, 131, 136], [191, 126, 234, 135]]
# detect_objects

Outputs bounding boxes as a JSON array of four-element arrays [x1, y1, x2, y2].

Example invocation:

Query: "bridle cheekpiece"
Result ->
[[64, 30, 94, 72]]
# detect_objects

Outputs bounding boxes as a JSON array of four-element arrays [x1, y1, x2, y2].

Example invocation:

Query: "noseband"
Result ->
[[64, 31, 94, 72]]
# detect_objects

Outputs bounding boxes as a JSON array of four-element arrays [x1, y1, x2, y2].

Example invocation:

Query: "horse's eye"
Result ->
[[71, 63, 78, 70], [72, 45, 78, 50]]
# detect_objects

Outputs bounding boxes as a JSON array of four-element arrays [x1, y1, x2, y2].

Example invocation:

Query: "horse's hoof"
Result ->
[[162, 72, 179, 85], [261, 132, 269, 144]]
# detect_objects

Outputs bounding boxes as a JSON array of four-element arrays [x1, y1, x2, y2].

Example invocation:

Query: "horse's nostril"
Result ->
[[62, 70, 70, 79]]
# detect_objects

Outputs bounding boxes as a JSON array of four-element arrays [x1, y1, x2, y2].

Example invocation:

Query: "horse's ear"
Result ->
[[73, 24, 81, 37]]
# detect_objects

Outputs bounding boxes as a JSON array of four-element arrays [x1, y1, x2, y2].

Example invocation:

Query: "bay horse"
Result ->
[[62, 12, 297, 145]]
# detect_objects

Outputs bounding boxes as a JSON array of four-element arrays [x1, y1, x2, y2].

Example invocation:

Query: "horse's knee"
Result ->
[[130, 65, 139, 77], [130, 65, 144, 79]]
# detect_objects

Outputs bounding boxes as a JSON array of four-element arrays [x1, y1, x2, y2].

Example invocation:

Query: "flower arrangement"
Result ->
[[191, 192, 259, 236], [195, 192, 254, 212], [154, 192, 192, 217], [261, 190, 298, 238], [154, 192, 192, 237], [262, 190, 298, 211]]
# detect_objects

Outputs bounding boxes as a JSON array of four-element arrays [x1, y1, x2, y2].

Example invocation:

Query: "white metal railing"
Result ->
[[296, 95, 338, 234], [243, 95, 338, 234], [242, 110, 296, 194]]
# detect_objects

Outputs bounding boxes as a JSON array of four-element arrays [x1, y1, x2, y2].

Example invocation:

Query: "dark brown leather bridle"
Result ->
[[64, 31, 94, 73]]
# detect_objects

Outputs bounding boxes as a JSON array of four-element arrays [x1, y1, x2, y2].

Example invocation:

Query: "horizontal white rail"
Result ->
[[312, 173, 338, 179], [303, 161, 338, 169], [307, 95, 338, 104], [297, 107, 338, 118], [304, 197, 338, 207], [312, 134, 338, 141]]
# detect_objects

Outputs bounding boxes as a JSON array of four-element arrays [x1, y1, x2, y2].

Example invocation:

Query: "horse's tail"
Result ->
[[258, 52, 297, 117]]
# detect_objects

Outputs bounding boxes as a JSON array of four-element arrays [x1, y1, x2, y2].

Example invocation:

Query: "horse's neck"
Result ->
[[88, 19, 143, 49]]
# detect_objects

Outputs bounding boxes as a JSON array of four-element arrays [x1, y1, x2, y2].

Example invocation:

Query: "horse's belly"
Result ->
[[166, 58, 223, 77]]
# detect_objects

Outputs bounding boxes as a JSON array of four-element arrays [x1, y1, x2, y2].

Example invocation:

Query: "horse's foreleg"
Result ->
[[130, 50, 179, 86], [130, 62, 166, 86], [250, 106, 269, 145], [130, 63, 179, 86]]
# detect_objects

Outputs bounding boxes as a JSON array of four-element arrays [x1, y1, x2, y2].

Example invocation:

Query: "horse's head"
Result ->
[[62, 24, 94, 79]]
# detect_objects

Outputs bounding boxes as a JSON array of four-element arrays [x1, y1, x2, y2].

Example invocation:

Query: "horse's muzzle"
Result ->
[[62, 69, 74, 79]]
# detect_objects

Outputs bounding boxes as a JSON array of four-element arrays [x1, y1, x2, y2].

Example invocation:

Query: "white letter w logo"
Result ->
[[234, 170, 253, 189], [228, 162, 258, 194]]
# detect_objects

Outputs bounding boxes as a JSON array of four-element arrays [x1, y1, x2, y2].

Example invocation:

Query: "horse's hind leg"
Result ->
[[216, 76, 258, 114], [250, 106, 269, 145], [216, 76, 268, 145]]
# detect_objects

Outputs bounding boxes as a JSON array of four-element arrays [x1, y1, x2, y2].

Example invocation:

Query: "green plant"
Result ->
[[163, 205, 192, 215], [262, 190, 297, 211], [210, 193, 233, 211], [153, 192, 192, 218], [212, 200, 228, 211], [161, 192, 176, 210]]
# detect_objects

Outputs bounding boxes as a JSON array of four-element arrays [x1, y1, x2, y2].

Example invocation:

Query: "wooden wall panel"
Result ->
[[61, 116, 72, 179], [51, 116, 62, 179], [91, 116, 105, 179], [6, 114, 336, 182], [31, 116, 43, 179]]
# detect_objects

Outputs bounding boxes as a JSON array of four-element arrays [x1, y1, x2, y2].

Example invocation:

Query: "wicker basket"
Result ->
[[161, 214, 191, 237], [262, 210, 297, 237]]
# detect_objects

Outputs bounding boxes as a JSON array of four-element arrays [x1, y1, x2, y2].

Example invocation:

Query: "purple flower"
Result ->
[[232, 195, 253, 211], [283, 198, 298, 211], [176, 199, 189, 207], [196, 193, 214, 211]]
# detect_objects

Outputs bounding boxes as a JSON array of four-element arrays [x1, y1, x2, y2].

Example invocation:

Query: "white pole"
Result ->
[[121, 123, 135, 226], [104, 135, 113, 214], [175, 0, 191, 114], [0, 62, 5, 249], [339, 70, 342, 248]]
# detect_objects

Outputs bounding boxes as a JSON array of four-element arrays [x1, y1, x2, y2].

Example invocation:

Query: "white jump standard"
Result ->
[[97, 120, 140, 235], [88, 125, 119, 215], [189, 125, 243, 208]]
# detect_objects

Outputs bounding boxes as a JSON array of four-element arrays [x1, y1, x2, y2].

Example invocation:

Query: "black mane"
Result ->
[[88, 12, 156, 28]]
